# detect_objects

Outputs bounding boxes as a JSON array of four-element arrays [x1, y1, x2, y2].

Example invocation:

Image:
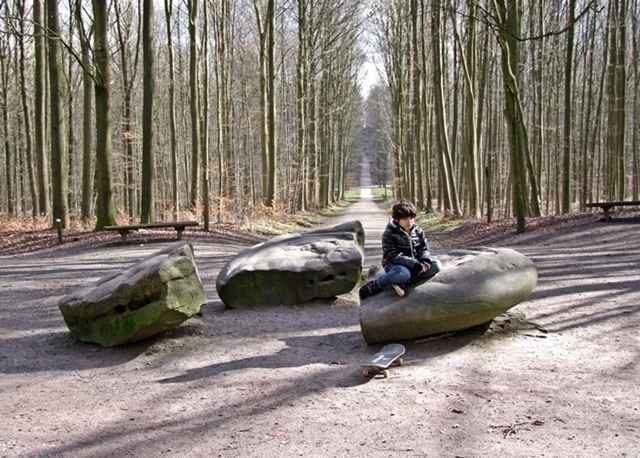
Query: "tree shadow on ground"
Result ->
[[0, 327, 173, 375], [157, 321, 498, 388]]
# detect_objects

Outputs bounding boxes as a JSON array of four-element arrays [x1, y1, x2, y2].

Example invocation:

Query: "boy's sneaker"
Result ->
[[359, 280, 381, 300], [392, 284, 405, 297]]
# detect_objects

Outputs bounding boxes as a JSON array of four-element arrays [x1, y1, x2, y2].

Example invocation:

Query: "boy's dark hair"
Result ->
[[392, 199, 417, 220]]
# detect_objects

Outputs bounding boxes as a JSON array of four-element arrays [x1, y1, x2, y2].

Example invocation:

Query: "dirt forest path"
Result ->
[[2, 184, 640, 456]]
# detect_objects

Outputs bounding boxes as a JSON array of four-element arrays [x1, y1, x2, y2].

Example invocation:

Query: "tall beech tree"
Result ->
[[47, 0, 70, 228], [91, 0, 116, 229], [164, 0, 179, 220], [34, 0, 49, 217], [187, 0, 201, 210], [254, 0, 277, 208], [75, 0, 94, 221], [140, 0, 156, 223]]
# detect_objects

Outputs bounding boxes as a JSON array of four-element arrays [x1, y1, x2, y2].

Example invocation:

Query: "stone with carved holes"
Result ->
[[58, 241, 207, 347], [216, 221, 365, 308]]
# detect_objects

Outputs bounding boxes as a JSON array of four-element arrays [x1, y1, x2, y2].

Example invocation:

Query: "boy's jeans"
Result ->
[[377, 259, 442, 289]]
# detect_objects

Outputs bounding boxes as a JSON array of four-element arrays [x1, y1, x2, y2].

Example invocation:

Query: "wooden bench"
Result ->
[[585, 200, 640, 221], [104, 221, 199, 242]]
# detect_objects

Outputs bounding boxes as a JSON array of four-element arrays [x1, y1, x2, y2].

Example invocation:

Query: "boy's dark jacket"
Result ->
[[381, 218, 432, 274]]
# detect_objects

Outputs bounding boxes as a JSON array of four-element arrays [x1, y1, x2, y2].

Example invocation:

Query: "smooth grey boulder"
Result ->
[[359, 247, 537, 344], [216, 220, 365, 308], [58, 242, 207, 347]]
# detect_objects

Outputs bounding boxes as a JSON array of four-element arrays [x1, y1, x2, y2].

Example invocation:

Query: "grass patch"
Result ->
[[343, 186, 394, 201], [416, 213, 463, 232], [250, 213, 328, 235], [249, 220, 300, 235], [371, 187, 395, 200], [247, 202, 349, 236], [319, 204, 343, 217], [344, 189, 360, 200], [289, 215, 320, 228]]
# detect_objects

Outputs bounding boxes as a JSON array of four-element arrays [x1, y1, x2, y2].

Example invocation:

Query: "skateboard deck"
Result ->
[[362, 343, 405, 378]]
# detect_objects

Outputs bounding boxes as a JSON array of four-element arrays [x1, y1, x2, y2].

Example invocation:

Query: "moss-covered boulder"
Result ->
[[58, 242, 207, 347], [216, 221, 365, 308], [359, 247, 537, 344]]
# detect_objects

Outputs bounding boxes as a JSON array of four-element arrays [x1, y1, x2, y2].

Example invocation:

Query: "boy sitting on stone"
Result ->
[[359, 199, 441, 299]]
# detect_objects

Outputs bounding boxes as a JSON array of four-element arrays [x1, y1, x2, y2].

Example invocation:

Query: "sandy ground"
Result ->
[[1, 196, 640, 458]]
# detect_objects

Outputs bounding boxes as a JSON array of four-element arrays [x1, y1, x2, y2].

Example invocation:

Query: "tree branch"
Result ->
[[449, 0, 603, 42]]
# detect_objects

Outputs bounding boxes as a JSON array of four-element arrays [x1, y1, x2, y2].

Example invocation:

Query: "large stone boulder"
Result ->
[[359, 247, 537, 344], [216, 220, 365, 308], [58, 242, 207, 347]]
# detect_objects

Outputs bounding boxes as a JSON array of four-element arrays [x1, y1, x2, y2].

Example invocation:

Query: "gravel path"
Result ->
[[1, 197, 640, 457]]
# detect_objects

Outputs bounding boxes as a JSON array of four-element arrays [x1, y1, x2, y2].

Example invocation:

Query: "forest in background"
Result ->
[[0, 0, 638, 233]]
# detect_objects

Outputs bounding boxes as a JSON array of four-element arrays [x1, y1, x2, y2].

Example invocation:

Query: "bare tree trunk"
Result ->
[[34, 0, 49, 216], [606, 0, 627, 201], [113, 1, 141, 221], [561, 0, 576, 213], [188, 0, 201, 210], [47, 0, 69, 228], [431, 0, 461, 215], [588, 13, 609, 202], [17, 0, 38, 216], [253, 0, 278, 207], [66, 35, 76, 213], [266, 0, 277, 207], [140, 0, 156, 223], [1, 47, 14, 215], [309, 72, 320, 205], [318, 78, 328, 206], [92, 0, 116, 229], [164, 0, 179, 220], [75, 0, 94, 221], [215, 4, 226, 219], [420, 0, 433, 213], [410, 0, 423, 207], [295, 0, 309, 212], [200, 4, 210, 229], [632, 2, 640, 201], [254, 0, 269, 206], [450, 0, 481, 217], [531, 1, 546, 212], [214, 0, 234, 218], [492, 0, 527, 231], [492, 0, 543, 231]]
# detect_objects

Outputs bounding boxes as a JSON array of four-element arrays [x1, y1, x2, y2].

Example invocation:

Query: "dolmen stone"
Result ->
[[216, 220, 365, 308], [58, 241, 207, 347], [359, 247, 537, 345]]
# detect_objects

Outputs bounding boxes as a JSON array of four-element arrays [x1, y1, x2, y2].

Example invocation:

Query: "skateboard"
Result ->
[[362, 343, 405, 378]]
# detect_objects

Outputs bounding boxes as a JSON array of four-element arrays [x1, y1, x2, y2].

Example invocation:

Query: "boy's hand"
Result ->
[[420, 262, 431, 274], [412, 263, 424, 275]]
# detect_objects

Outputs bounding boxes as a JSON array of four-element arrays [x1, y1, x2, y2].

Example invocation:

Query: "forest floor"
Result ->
[[1, 197, 640, 458]]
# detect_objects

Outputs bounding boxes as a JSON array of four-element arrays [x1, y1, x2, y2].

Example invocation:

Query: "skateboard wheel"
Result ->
[[363, 369, 370, 377], [382, 370, 389, 378], [397, 358, 404, 366]]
